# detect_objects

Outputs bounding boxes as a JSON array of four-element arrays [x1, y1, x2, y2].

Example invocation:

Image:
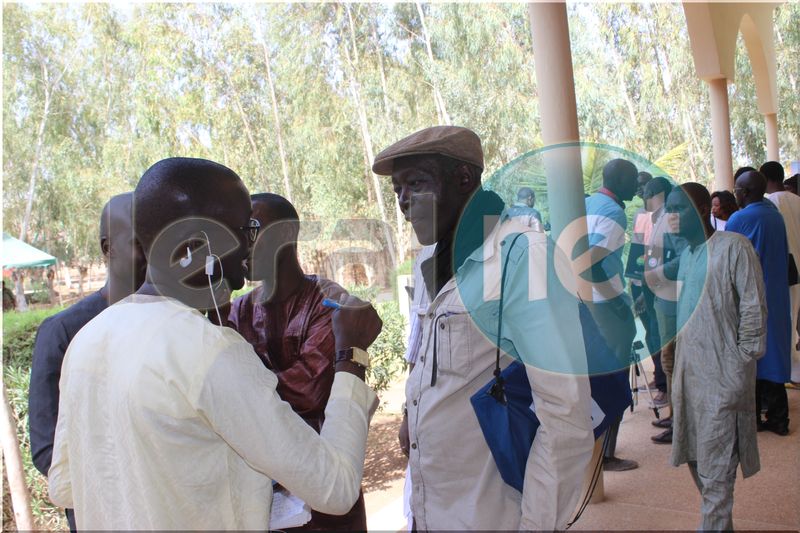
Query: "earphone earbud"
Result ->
[[179, 246, 192, 268], [205, 255, 215, 276]]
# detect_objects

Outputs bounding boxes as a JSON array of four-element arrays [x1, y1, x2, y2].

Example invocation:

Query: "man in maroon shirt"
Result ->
[[227, 193, 366, 531]]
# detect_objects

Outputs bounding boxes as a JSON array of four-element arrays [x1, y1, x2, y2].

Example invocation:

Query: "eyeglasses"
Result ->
[[238, 218, 261, 243]]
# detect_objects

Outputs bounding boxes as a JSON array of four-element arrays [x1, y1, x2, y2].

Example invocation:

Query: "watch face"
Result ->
[[352, 347, 370, 369]]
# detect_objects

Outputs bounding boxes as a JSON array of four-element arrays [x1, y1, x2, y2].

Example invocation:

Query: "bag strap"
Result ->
[[488, 232, 527, 405]]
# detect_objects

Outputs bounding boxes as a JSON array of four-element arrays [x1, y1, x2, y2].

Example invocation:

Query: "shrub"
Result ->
[[2, 306, 66, 531], [366, 301, 408, 395]]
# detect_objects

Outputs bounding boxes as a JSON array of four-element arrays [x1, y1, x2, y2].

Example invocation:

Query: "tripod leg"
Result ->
[[637, 361, 660, 418]]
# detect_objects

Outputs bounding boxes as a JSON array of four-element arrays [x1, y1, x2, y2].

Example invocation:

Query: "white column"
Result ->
[[708, 78, 734, 191], [765, 112, 779, 161], [528, 3, 590, 297], [528, 2, 602, 503]]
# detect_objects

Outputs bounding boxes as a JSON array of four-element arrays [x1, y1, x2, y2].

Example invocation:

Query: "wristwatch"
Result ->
[[335, 347, 370, 369]]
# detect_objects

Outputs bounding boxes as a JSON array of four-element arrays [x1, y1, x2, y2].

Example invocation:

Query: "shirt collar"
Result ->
[[598, 187, 625, 209]]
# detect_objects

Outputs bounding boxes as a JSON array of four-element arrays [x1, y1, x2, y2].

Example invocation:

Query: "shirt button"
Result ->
[[411, 443, 417, 450], [428, 312, 434, 318], [413, 399, 418, 406], [439, 322, 445, 329], [420, 356, 425, 362]]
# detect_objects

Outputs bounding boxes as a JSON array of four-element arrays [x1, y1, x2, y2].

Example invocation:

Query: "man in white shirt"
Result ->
[[49, 157, 382, 530], [375, 126, 594, 530], [762, 161, 800, 385]]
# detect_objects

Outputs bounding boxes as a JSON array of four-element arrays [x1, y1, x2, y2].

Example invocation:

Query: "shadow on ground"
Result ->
[[363, 414, 407, 493]]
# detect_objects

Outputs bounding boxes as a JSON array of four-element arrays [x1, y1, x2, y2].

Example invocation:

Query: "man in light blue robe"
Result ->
[[726, 170, 792, 436]]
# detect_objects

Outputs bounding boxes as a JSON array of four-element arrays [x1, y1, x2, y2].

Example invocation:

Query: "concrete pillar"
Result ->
[[528, 2, 591, 301], [765, 112, 779, 161], [528, 2, 602, 504], [708, 78, 734, 191]]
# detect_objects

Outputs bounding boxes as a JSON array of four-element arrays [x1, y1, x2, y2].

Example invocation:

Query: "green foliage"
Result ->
[[6, 3, 798, 271], [366, 301, 407, 395], [2, 305, 66, 530], [2, 306, 63, 367]]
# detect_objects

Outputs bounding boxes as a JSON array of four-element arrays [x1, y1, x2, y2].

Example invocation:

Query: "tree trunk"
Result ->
[[362, 144, 376, 204], [342, 5, 397, 268], [415, 2, 451, 125], [221, 67, 270, 192], [12, 271, 27, 312], [20, 64, 52, 243], [78, 265, 87, 298], [1, 382, 35, 531], [373, 23, 390, 114], [259, 37, 293, 202]]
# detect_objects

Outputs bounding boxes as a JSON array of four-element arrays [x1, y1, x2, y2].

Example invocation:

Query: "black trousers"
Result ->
[[631, 284, 666, 392], [756, 379, 789, 427]]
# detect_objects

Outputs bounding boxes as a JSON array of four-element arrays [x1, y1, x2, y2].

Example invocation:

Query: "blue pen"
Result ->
[[322, 298, 342, 310]]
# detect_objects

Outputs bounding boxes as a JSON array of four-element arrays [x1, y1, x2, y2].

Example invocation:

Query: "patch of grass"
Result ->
[[2, 306, 67, 531]]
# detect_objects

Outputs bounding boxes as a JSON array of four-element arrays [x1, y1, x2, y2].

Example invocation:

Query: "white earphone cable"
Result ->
[[200, 231, 224, 325]]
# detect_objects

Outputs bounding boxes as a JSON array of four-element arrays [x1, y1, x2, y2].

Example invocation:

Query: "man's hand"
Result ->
[[398, 409, 410, 457], [332, 295, 383, 352], [633, 293, 646, 316]]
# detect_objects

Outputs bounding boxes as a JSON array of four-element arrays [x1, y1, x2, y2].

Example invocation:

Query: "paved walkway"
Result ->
[[363, 373, 800, 531]]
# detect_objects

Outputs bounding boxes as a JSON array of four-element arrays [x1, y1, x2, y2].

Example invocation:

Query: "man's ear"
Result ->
[[454, 164, 477, 194], [101, 236, 111, 258]]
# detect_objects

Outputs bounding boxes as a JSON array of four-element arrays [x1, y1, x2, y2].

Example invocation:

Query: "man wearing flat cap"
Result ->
[[376, 126, 594, 530]]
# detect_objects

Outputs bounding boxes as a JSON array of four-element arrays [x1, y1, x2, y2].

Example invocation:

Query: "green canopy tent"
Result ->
[[3, 233, 58, 311], [2, 233, 57, 269]]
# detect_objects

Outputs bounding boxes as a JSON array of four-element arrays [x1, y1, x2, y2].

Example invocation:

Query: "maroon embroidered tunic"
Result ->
[[228, 275, 366, 531]]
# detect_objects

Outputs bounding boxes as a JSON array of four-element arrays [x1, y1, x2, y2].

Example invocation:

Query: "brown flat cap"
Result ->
[[372, 126, 484, 175]]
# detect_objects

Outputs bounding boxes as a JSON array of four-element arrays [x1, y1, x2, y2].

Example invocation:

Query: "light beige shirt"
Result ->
[[49, 295, 378, 530], [767, 191, 800, 263], [406, 214, 594, 531]]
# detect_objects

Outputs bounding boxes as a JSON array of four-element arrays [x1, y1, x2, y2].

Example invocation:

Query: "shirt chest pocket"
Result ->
[[433, 312, 473, 379]]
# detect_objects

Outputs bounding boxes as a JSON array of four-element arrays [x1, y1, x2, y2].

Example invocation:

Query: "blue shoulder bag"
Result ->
[[470, 233, 632, 494]]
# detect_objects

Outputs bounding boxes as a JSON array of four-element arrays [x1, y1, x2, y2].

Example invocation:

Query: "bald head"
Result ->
[[100, 192, 134, 248], [734, 170, 767, 208], [99, 192, 146, 303], [134, 157, 250, 251], [134, 157, 253, 297], [251, 193, 299, 227]]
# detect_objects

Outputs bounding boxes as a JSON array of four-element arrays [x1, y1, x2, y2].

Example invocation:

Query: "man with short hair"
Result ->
[[727, 170, 792, 435], [227, 193, 366, 531], [784, 174, 798, 195], [642, 177, 685, 444], [376, 126, 594, 530], [667, 182, 766, 531], [49, 158, 382, 529], [762, 161, 800, 386], [584, 159, 639, 471], [630, 171, 666, 405], [29, 192, 146, 530], [508, 186, 543, 227]]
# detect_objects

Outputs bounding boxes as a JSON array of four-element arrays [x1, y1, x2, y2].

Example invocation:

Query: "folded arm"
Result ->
[[197, 342, 378, 515]]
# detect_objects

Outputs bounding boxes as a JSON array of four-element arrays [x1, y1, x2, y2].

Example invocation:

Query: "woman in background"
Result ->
[[710, 190, 738, 231]]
